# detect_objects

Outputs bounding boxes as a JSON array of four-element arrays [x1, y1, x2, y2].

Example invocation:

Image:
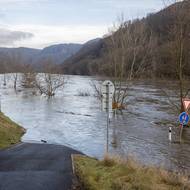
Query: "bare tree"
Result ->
[[0, 56, 11, 86], [7, 52, 22, 90], [104, 16, 148, 110], [35, 59, 65, 98], [21, 65, 37, 88], [163, 0, 190, 112], [90, 80, 102, 99], [105, 17, 130, 110]]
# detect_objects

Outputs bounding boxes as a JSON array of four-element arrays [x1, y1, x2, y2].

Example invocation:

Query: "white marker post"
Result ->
[[169, 127, 172, 142], [101, 80, 115, 153], [3, 74, 6, 86]]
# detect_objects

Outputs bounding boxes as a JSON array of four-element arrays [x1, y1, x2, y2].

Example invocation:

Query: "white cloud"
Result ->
[[7, 24, 108, 48]]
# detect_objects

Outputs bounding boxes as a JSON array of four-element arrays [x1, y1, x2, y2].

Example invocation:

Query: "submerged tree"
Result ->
[[35, 59, 65, 98], [101, 16, 150, 110], [21, 65, 37, 88], [6, 52, 23, 91]]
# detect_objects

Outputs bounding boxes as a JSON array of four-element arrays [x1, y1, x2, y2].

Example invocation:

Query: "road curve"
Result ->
[[0, 143, 82, 190]]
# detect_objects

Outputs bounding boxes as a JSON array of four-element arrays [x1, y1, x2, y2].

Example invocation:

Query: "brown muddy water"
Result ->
[[0, 74, 190, 174]]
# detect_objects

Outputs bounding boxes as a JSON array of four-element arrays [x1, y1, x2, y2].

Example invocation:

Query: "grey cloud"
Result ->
[[0, 28, 34, 45]]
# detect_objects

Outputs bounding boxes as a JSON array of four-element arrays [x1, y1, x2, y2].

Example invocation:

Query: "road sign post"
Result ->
[[178, 112, 189, 143], [106, 83, 109, 153], [101, 80, 115, 153]]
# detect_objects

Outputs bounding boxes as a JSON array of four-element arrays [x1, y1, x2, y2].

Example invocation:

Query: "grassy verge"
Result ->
[[0, 112, 25, 149], [73, 155, 190, 190]]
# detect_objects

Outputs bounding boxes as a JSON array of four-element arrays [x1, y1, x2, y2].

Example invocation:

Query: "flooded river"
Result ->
[[0, 74, 190, 174]]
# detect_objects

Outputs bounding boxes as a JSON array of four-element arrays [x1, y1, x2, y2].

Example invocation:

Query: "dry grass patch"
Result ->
[[73, 154, 190, 190], [0, 112, 25, 149]]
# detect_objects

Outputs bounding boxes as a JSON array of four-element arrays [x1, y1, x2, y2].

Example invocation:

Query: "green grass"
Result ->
[[73, 155, 190, 190], [0, 112, 25, 149]]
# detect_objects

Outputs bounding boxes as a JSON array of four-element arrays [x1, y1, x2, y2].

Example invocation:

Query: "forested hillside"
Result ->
[[62, 38, 104, 75], [62, 0, 190, 79]]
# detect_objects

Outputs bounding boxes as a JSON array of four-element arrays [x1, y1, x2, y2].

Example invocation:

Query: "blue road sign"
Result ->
[[179, 112, 189, 125]]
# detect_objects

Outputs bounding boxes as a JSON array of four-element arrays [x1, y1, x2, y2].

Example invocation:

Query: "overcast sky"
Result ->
[[0, 0, 166, 49]]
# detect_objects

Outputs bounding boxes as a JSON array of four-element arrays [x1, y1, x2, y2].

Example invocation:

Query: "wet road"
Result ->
[[0, 143, 81, 190]]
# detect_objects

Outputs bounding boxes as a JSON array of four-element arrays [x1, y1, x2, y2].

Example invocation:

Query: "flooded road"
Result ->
[[0, 74, 190, 173]]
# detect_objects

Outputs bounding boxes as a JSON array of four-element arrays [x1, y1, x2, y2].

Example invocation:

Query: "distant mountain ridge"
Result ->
[[0, 43, 83, 70], [38, 43, 82, 64]]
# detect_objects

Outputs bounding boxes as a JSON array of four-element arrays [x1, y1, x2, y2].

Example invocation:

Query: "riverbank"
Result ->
[[0, 112, 25, 149], [73, 155, 190, 190]]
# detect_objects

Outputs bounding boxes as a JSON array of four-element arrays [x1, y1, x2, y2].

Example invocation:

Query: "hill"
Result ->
[[37, 43, 82, 65], [62, 38, 104, 75], [0, 43, 82, 73], [61, 0, 190, 79]]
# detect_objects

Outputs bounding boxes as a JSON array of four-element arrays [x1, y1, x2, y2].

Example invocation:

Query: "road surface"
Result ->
[[0, 143, 81, 190]]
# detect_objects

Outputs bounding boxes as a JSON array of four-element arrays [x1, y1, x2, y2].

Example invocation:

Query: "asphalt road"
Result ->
[[0, 143, 81, 190]]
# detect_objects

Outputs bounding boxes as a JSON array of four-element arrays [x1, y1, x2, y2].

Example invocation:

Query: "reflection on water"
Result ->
[[0, 74, 190, 174]]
